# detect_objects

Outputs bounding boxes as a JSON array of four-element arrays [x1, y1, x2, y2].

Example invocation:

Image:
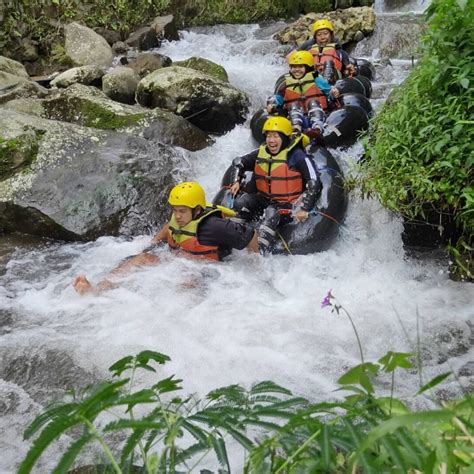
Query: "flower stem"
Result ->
[[340, 306, 365, 365]]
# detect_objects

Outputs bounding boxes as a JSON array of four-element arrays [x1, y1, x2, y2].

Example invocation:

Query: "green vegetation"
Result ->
[[0, 133, 42, 180], [359, 0, 473, 280], [19, 293, 474, 473], [0, 0, 333, 68]]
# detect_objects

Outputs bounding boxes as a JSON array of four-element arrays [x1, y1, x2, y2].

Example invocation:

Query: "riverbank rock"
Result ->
[[2, 87, 210, 151], [102, 66, 141, 104], [151, 14, 180, 42], [174, 57, 228, 82], [64, 22, 114, 68], [274, 7, 376, 47], [0, 56, 29, 79], [50, 65, 104, 88], [129, 52, 172, 78], [125, 26, 160, 51], [0, 74, 48, 106], [0, 110, 186, 240], [136, 66, 249, 134]]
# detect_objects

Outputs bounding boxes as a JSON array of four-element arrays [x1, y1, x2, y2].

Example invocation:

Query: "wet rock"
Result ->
[[421, 321, 472, 365], [274, 7, 376, 47], [42, 83, 148, 129], [459, 361, 474, 377], [151, 14, 180, 42], [125, 26, 160, 51], [102, 66, 140, 104], [64, 22, 114, 68], [0, 350, 97, 405], [112, 41, 129, 55], [94, 27, 122, 46], [50, 65, 104, 88], [19, 38, 39, 62], [174, 57, 228, 82], [129, 52, 172, 78], [0, 56, 29, 79], [136, 66, 249, 134], [0, 110, 186, 240]]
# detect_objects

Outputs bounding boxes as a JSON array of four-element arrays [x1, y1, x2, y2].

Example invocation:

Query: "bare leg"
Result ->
[[73, 275, 94, 295]]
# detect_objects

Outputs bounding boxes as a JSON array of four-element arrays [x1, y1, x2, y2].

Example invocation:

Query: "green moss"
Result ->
[[174, 57, 228, 82], [79, 101, 146, 129], [0, 132, 43, 181]]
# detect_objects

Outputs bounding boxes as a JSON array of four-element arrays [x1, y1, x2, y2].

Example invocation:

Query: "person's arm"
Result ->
[[291, 150, 322, 222], [197, 217, 258, 254], [316, 75, 340, 99], [229, 150, 258, 195], [73, 225, 168, 295]]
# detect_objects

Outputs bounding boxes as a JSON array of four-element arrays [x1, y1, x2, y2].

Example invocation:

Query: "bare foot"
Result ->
[[73, 275, 94, 295]]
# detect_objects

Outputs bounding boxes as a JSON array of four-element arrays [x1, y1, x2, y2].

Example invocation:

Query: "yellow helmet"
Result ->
[[168, 181, 206, 209], [262, 116, 293, 137], [288, 50, 314, 68], [312, 19, 334, 34]]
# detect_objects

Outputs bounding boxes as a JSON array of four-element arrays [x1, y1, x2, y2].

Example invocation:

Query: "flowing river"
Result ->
[[0, 0, 472, 471]]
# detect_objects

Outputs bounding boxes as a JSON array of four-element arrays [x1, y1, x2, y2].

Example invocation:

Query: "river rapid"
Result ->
[[1, 1, 473, 472]]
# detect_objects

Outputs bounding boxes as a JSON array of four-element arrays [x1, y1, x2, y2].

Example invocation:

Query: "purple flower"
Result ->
[[321, 290, 333, 309]]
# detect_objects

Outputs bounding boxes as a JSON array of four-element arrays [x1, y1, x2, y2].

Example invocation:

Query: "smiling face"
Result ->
[[265, 131, 283, 155], [289, 64, 306, 79], [315, 28, 332, 46], [172, 205, 194, 227]]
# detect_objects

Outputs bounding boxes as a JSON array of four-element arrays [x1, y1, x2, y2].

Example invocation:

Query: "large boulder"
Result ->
[[151, 15, 180, 42], [2, 87, 210, 151], [128, 52, 172, 78], [0, 72, 48, 105], [64, 22, 114, 68], [102, 66, 140, 104], [50, 65, 104, 88], [136, 66, 249, 134], [0, 110, 186, 240], [274, 7, 376, 47], [0, 56, 29, 79], [125, 26, 160, 51], [174, 57, 228, 82]]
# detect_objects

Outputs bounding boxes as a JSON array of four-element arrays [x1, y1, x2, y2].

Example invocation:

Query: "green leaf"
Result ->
[[109, 355, 134, 376], [153, 375, 182, 394], [18, 415, 82, 474], [338, 363, 379, 394], [320, 425, 332, 470], [456, 0, 467, 10], [460, 78, 469, 89], [181, 420, 209, 444], [359, 409, 455, 453], [23, 403, 77, 440], [136, 350, 170, 366], [378, 351, 414, 372], [52, 433, 94, 474], [417, 372, 451, 395], [250, 380, 293, 396], [210, 435, 231, 472]]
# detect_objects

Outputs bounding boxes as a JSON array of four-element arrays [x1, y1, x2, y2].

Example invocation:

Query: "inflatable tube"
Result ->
[[355, 58, 376, 81], [322, 105, 369, 148], [338, 92, 373, 117], [250, 101, 369, 149], [335, 75, 372, 98], [212, 146, 347, 254]]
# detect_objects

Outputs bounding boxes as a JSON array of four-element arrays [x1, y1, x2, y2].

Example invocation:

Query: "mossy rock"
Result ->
[[0, 131, 43, 181], [174, 57, 228, 82], [42, 83, 147, 129]]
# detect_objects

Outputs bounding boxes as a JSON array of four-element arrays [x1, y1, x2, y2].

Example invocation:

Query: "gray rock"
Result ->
[[136, 66, 249, 134], [50, 65, 105, 88], [94, 27, 122, 45], [174, 57, 228, 82], [151, 14, 180, 42], [112, 41, 129, 55], [0, 75, 48, 105], [275, 7, 376, 47], [125, 26, 160, 51], [64, 22, 114, 68], [0, 110, 186, 240], [0, 56, 29, 79], [19, 38, 39, 62], [102, 66, 140, 104], [129, 52, 172, 78]]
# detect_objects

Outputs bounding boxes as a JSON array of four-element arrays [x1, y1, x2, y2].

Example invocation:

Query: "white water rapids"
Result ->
[[0, 5, 472, 472]]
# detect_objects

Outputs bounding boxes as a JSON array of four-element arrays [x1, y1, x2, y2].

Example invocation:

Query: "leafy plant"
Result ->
[[358, 0, 474, 280]]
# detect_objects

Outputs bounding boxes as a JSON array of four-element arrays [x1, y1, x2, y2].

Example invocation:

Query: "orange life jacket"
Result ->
[[283, 72, 328, 111], [254, 136, 304, 203], [309, 43, 343, 76], [167, 208, 221, 261]]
